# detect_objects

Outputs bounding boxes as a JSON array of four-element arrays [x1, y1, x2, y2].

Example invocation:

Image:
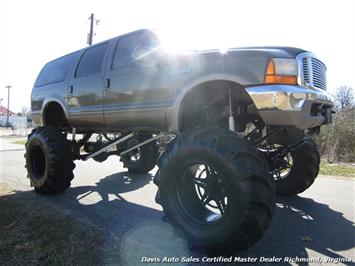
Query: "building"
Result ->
[[0, 106, 16, 116], [0, 105, 25, 127]]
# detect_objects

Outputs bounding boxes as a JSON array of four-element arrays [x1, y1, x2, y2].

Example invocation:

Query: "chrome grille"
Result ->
[[302, 58, 310, 83], [299, 55, 327, 90]]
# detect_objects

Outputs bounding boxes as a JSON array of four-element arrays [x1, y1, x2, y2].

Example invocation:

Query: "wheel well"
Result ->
[[178, 80, 255, 131], [43, 102, 69, 127]]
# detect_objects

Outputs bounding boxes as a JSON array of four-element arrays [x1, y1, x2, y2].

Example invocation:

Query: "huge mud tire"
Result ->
[[25, 126, 75, 194], [273, 139, 320, 196], [120, 134, 158, 174], [154, 128, 275, 253]]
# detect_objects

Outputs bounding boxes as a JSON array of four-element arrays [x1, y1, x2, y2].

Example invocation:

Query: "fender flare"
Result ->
[[167, 74, 252, 131], [41, 98, 70, 125]]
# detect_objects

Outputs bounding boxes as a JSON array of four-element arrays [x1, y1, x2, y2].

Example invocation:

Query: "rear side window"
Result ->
[[36, 52, 78, 87], [112, 35, 136, 69], [112, 33, 160, 69], [75, 43, 108, 78]]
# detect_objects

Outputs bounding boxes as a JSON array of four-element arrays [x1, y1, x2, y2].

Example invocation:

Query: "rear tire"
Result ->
[[154, 128, 275, 253], [120, 133, 158, 173], [25, 126, 75, 194]]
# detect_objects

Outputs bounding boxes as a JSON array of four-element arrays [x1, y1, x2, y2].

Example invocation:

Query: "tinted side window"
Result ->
[[112, 35, 136, 69], [112, 33, 160, 69], [36, 52, 78, 86], [75, 43, 108, 78]]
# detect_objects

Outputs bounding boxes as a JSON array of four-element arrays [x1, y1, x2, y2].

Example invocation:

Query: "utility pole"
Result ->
[[4, 85, 12, 127], [87, 13, 94, 46], [87, 13, 100, 46]]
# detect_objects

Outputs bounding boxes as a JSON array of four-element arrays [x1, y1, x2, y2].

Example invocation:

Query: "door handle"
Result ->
[[104, 78, 110, 89], [69, 85, 74, 94]]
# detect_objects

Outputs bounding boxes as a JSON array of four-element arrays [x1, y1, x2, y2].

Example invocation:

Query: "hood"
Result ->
[[193, 46, 307, 61]]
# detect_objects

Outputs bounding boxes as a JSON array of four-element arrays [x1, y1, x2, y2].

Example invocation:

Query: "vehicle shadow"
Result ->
[[43, 174, 355, 265], [71, 170, 153, 202], [45, 171, 192, 264], [2, 173, 354, 265], [46, 171, 158, 228], [238, 195, 355, 265], [0, 172, 191, 265]]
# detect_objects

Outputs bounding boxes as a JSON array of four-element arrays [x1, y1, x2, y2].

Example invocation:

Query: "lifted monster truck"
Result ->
[[26, 29, 333, 252]]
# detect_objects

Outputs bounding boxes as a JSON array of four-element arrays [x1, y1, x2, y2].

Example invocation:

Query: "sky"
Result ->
[[0, 0, 354, 113]]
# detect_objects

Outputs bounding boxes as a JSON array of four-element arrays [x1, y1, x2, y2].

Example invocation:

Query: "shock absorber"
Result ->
[[228, 90, 235, 131]]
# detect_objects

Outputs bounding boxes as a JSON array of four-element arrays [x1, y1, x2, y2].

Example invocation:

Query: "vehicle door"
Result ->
[[103, 32, 174, 129], [67, 42, 109, 128]]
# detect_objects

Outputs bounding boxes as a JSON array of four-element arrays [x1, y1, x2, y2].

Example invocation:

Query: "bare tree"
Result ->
[[21, 106, 29, 117], [334, 86, 354, 110]]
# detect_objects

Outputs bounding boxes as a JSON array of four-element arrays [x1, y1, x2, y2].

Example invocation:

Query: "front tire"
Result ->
[[154, 128, 275, 253], [264, 139, 320, 196], [25, 126, 75, 194]]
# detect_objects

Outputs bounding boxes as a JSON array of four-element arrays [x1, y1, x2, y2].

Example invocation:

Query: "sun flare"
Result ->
[[155, 28, 230, 54]]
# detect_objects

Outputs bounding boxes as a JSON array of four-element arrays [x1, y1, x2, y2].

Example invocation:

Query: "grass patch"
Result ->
[[319, 162, 355, 178], [11, 140, 26, 145], [0, 185, 105, 265]]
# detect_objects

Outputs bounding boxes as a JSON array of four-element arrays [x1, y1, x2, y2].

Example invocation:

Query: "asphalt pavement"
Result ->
[[0, 137, 354, 265]]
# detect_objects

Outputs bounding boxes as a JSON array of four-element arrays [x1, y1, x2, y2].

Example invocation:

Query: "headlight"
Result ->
[[264, 58, 298, 85]]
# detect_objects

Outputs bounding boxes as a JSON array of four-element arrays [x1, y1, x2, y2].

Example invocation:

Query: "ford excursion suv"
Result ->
[[26, 29, 333, 253]]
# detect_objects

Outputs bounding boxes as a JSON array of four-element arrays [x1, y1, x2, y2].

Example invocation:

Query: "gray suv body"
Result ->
[[31, 29, 332, 132], [26, 29, 333, 254]]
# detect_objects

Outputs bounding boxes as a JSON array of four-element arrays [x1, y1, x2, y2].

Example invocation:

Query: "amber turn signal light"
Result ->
[[264, 59, 297, 85]]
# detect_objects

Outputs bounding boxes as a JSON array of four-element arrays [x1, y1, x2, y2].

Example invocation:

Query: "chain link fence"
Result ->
[[0, 116, 33, 136]]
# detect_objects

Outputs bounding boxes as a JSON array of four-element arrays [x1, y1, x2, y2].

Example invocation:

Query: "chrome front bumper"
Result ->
[[246, 85, 333, 129]]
